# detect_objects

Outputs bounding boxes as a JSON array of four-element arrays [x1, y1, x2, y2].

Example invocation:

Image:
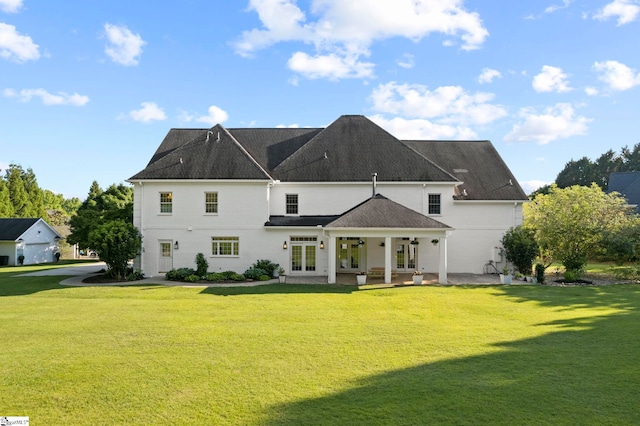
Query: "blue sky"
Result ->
[[1, 0, 640, 199]]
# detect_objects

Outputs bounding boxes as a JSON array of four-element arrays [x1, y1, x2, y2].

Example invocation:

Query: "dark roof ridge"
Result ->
[[220, 125, 273, 180]]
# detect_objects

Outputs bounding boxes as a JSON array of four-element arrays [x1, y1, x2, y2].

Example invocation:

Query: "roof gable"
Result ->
[[403, 140, 528, 201], [326, 194, 451, 229], [272, 115, 458, 182], [130, 125, 272, 180], [0, 218, 42, 240]]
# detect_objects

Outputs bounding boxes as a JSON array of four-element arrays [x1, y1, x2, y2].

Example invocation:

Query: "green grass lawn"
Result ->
[[1, 264, 639, 425]]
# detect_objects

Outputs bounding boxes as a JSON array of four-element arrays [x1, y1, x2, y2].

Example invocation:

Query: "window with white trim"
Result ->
[[428, 194, 441, 215], [211, 236, 239, 256], [286, 194, 298, 215], [205, 192, 218, 214], [160, 192, 173, 214]]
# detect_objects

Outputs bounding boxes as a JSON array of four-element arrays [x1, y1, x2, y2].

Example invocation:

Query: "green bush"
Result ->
[[221, 270, 237, 280], [252, 260, 279, 277], [563, 269, 580, 283], [195, 253, 208, 277], [184, 274, 201, 283], [501, 226, 538, 276], [206, 272, 226, 282], [535, 263, 545, 284], [244, 267, 267, 280], [258, 274, 271, 281], [165, 268, 196, 281], [230, 273, 245, 281], [613, 266, 640, 280]]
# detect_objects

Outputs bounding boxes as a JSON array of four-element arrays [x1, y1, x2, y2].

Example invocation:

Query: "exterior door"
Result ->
[[290, 237, 317, 274], [338, 237, 363, 272], [158, 241, 173, 273], [396, 240, 417, 271]]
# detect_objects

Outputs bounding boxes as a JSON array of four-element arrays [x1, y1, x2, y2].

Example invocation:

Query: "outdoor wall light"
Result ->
[[319, 240, 324, 249], [358, 239, 365, 245], [174, 241, 179, 250], [283, 241, 288, 250]]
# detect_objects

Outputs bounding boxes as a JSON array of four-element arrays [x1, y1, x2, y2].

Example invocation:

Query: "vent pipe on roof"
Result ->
[[372, 173, 378, 197]]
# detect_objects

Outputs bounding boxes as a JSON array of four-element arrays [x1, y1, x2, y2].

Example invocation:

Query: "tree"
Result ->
[[0, 178, 15, 217], [555, 157, 598, 188], [525, 184, 633, 275], [68, 182, 133, 250], [88, 220, 142, 280], [501, 226, 539, 275]]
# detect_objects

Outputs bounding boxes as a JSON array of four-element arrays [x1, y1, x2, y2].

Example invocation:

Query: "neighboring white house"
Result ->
[[129, 115, 528, 283], [0, 218, 62, 266]]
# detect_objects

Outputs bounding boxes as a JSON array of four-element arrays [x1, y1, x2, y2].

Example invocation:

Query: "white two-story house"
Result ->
[[129, 115, 527, 283]]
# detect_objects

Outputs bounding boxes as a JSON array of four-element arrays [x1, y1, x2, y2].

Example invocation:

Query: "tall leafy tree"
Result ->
[[555, 157, 597, 188], [68, 181, 133, 250], [88, 220, 142, 280], [0, 178, 15, 217], [525, 184, 633, 274]]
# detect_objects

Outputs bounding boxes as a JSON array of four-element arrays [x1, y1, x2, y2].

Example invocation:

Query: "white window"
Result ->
[[205, 192, 218, 214], [286, 194, 298, 215], [428, 194, 441, 215], [211, 237, 239, 256], [160, 192, 173, 214]]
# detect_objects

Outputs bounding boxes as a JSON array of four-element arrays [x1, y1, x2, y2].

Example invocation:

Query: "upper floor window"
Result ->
[[428, 194, 441, 215], [286, 194, 298, 215], [205, 192, 218, 214], [211, 236, 239, 256], [160, 192, 173, 214]]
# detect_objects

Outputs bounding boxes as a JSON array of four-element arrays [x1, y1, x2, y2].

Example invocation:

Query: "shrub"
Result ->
[[184, 274, 201, 283], [612, 266, 640, 280], [258, 274, 271, 281], [535, 263, 545, 284], [563, 269, 580, 283], [221, 270, 237, 280], [165, 268, 196, 281], [206, 272, 226, 282], [501, 226, 538, 276], [230, 273, 245, 281], [244, 267, 267, 280], [88, 220, 142, 280], [195, 253, 208, 277], [252, 260, 279, 278]]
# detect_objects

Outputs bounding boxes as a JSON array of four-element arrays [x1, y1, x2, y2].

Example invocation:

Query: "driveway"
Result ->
[[17, 262, 107, 276]]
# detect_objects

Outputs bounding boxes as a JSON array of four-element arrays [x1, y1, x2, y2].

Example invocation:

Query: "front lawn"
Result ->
[[1, 266, 639, 425]]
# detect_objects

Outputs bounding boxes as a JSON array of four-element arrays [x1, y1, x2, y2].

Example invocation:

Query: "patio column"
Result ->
[[438, 234, 448, 284], [327, 235, 336, 284], [384, 236, 392, 283]]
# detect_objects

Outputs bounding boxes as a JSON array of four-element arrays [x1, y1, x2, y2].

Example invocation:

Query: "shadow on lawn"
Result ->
[[200, 283, 357, 296], [261, 285, 640, 425]]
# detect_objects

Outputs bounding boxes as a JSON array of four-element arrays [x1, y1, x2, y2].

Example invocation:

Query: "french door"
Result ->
[[396, 240, 417, 272], [337, 237, 363, 272], [290, 237, 317, 273]]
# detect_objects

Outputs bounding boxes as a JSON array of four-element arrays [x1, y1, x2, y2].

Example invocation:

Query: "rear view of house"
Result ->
[[129, 115, 527, 283]]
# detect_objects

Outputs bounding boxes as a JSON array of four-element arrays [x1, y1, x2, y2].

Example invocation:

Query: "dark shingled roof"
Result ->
[[0, 218, 39, 241], [130, 125, 272, 180], [402, 140, 528, 201], [326, 194, 451, 229], [609, 172, 640, 208], [272, 115, 457, 182], [265, 215, 340, 227], [130, 115, 525, 203]]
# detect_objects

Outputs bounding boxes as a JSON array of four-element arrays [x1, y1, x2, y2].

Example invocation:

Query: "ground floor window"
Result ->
[[211, 236, 239, 256]]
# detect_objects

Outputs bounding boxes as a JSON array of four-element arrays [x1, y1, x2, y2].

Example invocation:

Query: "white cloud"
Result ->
[[128, 102, 166, 123], [593, 60, 640, 91], [545, 0, 573, 14], [287, 51, 374, 80], [505, 103, 591, 144], [0, 0, 22, 13], [593, 0, 640, 25], [103, 23, 146, 66], [397, 53, 415, 69], [369, 114, 477, 140], [0, 23, 39, 62], [532, 65, 572, 93], [585, 86, 599, 96], [276, 123, 300, 128], [195, 105, 229, 126], [520, 179, 551, 194], [4, 88, 89, 105], [370, 81, 507, 126], [478, 68, 501, 84], [235, 0, 488, 80]]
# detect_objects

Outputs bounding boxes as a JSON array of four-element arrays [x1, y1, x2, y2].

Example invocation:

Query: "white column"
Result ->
[[384, 236, 392, 284], [327, 235, 336, 284], [438, 234, 448, 284]]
